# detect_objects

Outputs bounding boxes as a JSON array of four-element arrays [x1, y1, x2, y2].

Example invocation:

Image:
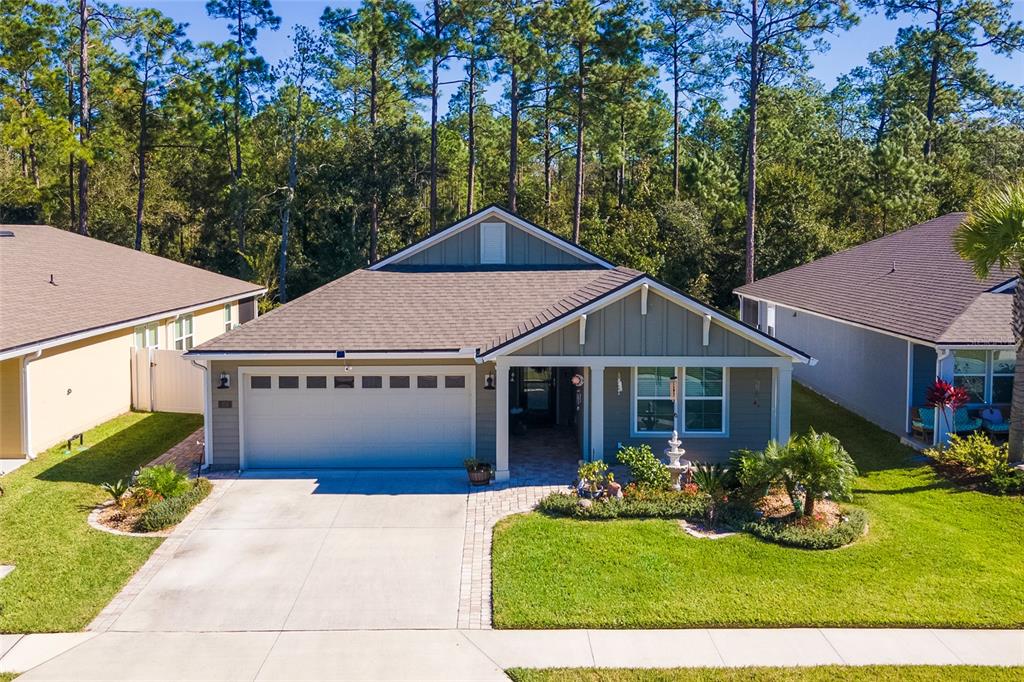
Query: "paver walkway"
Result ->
[[6, 628, 1022, 680], [146, 427, 205, 476]]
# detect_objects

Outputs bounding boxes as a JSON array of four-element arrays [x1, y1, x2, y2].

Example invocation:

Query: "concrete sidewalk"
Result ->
[[4, 628, 1022, 680]]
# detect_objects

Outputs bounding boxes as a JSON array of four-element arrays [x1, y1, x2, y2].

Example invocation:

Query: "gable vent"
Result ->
[[480, 222, 506, 264]]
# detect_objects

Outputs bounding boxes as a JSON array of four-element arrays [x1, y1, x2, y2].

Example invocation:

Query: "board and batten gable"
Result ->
[[386, 218, 592, 268], [512, 289, 775, 358]]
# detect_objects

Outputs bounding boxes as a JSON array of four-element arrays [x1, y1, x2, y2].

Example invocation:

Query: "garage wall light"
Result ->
[[483, 371, 495, 390], [217, 372, 231, 389]]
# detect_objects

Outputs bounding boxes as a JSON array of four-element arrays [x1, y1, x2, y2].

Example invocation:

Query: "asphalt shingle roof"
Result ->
[[734, 213, 1015, 345], [0, 224, 263, 353], [193, 266, 642, 354]]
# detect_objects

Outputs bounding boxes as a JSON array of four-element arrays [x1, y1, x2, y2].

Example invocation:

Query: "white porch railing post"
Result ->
[[590, 366, 605, 461], [495, 360, 510, 481]]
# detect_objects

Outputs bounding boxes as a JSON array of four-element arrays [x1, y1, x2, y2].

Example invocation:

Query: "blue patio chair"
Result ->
[[952, 408, 982, 434], [911, 407, 934, 442]]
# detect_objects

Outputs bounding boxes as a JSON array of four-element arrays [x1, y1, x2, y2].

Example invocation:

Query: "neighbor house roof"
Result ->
[[192, 266, 640, 355], [0, 224, 265, 356], [734, 213, 1015, 346]]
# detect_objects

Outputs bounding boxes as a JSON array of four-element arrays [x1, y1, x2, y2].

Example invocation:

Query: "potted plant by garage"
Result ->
[[464, 458, 492, 486]]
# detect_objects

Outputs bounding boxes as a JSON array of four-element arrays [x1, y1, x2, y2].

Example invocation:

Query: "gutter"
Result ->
[[0, 289, 267, 362], [20, 350, 42, 459]]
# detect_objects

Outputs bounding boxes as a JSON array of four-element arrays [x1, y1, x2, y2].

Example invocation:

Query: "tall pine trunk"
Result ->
[[134, 57, 150, 251], [77, 0, 89, 236], [572, 41, 585, 244], [466, 53, 476, 215], [923, 2, 942, 159], [66, 54, 76, 233], [672, 36, 680, 199], [429, 54, 439, 229], [508, 66, 519, 212], [233, 0, 246, 251], [743, 0, 759, 284], [543, 79, 552, 219], [1009, 272, 1024, 462], [368, 50, 379, 263], [280, 86, 302, 304]]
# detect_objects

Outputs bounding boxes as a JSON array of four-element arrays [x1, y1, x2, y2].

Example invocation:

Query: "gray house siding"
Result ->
[[601, 366, 772, 464], [396, 220, 590, 267], [512, 290, 774, 358], [475, 361, 496, 465], [772, 304, 909, 435]]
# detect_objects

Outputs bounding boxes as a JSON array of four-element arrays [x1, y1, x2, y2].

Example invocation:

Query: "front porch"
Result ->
[[492, 356, 796, 482]]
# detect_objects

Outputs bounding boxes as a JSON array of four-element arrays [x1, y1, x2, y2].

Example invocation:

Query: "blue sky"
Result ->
[[123, 0, 1024, 111]]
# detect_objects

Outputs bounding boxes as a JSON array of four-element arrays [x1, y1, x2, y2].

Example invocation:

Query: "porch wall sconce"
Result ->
[[217, 372, 231, 390], [483, 371, 496, 390]]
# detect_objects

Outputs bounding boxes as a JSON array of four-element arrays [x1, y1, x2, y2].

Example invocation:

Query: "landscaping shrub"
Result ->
[[745, 507, 868, 550], [925, 433, 1024, 494], [136, 478, 212, 532], [616, 444, 671, 489], [135, 463, 190, 499], [537, 488, 709, 520]]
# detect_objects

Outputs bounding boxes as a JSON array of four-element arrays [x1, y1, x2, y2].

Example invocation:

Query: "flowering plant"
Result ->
[[925, 378, 969, 433]]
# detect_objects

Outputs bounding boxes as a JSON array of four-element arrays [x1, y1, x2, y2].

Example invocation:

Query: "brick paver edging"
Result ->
[[457, 482, 567, 630]]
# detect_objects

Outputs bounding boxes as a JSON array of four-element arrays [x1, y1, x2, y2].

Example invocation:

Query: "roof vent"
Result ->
[[0, 230, 14, 237]]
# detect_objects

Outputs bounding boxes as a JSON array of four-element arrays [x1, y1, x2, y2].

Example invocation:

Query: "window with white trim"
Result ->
[[682, 367, 726, 433], [953, 350, 987, 403], [765, 304, 776, 337], [223, 303, 234, 332], [133, 322, 158, 349], [991, 350, 1015, 404], [173, 313, 194, 350], [634, 367, 675, 434]]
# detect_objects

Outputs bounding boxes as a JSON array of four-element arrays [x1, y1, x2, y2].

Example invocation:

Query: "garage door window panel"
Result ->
[[362, 376, 382, 389], [334, 376, 355, 389], [445, 375, 466, 389], [417, 376, 438, 389], [279, 376, 299, 389], [251, 376, 271, 389], [390, 376, 410, 388], [306, 376, 327, 389]]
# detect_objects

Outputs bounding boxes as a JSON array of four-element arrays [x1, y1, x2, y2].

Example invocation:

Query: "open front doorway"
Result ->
[[508, 366, 584, 481]]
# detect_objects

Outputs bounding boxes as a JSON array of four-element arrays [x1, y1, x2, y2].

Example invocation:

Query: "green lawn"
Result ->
[[0, 411, 202, 633], [493, 385, 1024, 628], [507, 667, 1024, 682]]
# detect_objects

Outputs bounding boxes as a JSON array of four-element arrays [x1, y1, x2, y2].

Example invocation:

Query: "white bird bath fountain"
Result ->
[[664, 430, 692, 490]]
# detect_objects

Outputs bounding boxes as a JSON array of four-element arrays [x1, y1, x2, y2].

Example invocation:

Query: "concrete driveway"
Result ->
[[109, 470, 469, 631]]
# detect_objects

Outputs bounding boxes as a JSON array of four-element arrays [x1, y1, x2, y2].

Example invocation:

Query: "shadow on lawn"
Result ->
[[36, 413, 196, 487]]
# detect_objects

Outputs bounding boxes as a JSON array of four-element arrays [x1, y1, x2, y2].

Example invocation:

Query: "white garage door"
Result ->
[[241, 368, 474, 468]]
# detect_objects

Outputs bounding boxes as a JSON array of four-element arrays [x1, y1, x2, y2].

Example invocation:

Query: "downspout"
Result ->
[[21, 350, 42, 459], [191, 359, 211, 470]]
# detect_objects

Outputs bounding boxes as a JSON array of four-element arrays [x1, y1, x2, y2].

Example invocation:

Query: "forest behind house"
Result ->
[[1, 0, 1022, 309]]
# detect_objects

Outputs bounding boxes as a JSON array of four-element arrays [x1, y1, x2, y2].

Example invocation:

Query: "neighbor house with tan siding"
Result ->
[[0, 225, 264, 472], [188, 206, 811, 480]]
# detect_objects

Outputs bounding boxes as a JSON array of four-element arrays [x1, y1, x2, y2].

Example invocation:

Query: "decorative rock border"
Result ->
[[86, 501, 172, 538]]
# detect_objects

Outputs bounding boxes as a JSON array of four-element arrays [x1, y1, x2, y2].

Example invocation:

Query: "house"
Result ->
[[0, 225, 265, 471], [734, 212, 1015, 446], [187, 206, 811, 480]]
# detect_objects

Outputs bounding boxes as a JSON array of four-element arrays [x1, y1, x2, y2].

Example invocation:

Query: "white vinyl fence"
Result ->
[[131, 348, 204, 414]]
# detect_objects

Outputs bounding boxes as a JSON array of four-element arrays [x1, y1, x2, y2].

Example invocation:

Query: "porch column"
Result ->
[[935, 349, 955, 446], [776, 364, 793, 443], [495, 360, 510, 481], [590, 365, 605, 461]]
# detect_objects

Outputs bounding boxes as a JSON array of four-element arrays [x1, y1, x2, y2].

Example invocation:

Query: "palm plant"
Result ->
[[786, 429, 857, 517], [954, 180, 1024, 462], [691, 463, 729, 527], [101, 479, 130, 507]]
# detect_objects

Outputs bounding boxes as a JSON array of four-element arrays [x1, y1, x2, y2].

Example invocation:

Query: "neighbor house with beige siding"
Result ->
[[0, 225, 264, 471], [188, 206, 811, 480]]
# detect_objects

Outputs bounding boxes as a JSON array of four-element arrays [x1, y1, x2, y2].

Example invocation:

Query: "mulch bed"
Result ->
[[757, 487, 845, 527]]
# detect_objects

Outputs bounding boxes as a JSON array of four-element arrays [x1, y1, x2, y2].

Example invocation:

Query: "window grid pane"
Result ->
[[636, 399, 674, 433], [637, 367, 673, 398], [684, 367, 723, 397], [684, 399, 723, 432]]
